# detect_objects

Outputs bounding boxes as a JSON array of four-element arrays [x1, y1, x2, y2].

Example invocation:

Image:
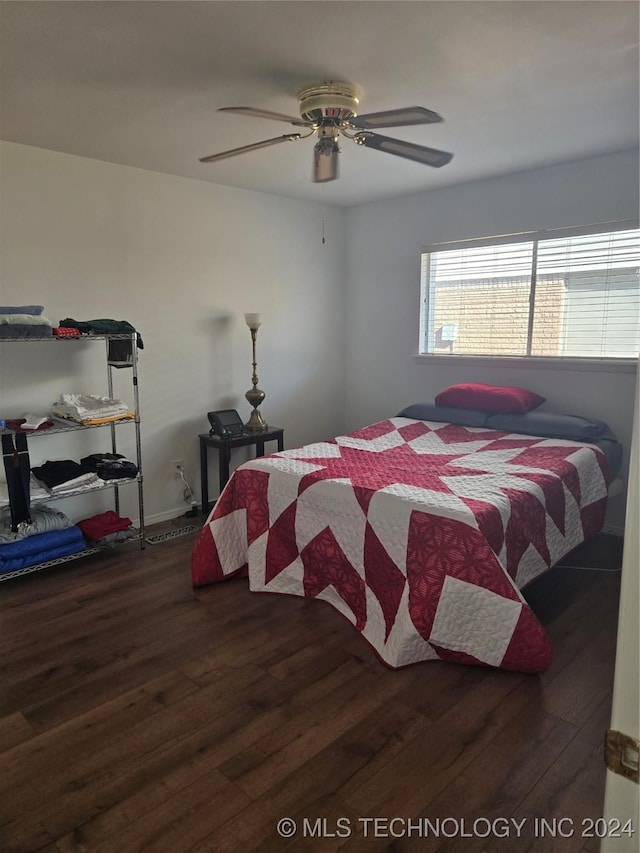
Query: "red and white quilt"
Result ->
[[191, 418, 610, 673]]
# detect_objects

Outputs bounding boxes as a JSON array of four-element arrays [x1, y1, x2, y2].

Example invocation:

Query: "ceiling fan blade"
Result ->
[[199, 133, 303, 163], [356, 132, 453, 168], [350, 106, 443, 129], [218, 107, 311, 128]]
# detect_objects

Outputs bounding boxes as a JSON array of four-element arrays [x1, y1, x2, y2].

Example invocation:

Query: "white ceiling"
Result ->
[[1, 1, 638, 207]]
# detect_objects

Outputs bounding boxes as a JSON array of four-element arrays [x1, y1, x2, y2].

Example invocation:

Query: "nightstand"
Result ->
[[198, 427, 284, 514]]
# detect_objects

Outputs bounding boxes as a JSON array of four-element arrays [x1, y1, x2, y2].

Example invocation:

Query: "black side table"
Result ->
[[198, 427, 285, 514]]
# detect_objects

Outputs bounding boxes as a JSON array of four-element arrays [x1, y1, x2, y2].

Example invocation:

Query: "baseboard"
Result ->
[[132, 507, 204, 528]]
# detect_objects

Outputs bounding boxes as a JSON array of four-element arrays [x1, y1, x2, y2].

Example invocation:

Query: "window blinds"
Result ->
[[421, 226, 640, 359]]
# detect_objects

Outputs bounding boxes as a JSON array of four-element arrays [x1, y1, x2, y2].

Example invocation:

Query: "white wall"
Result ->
[[0, 142, 347, 524], [344, 149, 639, 529]]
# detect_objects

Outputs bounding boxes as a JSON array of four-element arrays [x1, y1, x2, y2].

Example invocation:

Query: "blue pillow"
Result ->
[[397, 402, 489, 427], [485, 410, 610, 441]]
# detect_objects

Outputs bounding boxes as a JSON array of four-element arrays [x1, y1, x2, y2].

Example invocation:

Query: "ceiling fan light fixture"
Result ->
[[313, 137, 339, 183]]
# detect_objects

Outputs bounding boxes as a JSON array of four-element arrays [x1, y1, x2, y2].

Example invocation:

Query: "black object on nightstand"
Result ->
[[198, 427, 284, 514]]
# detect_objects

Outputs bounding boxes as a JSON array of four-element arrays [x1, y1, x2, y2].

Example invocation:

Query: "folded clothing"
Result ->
[[31, 460, 86, 489], [80, 453, 138, 480], [0, 305, 44, 315], [0, 505, 71, 544], [6, 415, 54, 431], [30, 457, 137, 497], [59, 413, 134, 427], [31, 460, 102, 495], [48, 473, 102, 495], [0, 474, 50, 507], [0, 325, 53, 338], [92, 529, 135, 547], [29, 473, 51, 502], [0, 313, 52, 326], [53, 326, 81, 336], [78, 510, 132, 542], [0, 525, 86, 574], [51, 393, 132, 423]]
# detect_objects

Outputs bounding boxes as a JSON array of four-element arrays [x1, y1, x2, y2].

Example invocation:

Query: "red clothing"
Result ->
[[78, 511, 132, 540]]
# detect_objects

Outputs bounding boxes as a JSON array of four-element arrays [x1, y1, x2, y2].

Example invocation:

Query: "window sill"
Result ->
[[412, 354, 639, 374]]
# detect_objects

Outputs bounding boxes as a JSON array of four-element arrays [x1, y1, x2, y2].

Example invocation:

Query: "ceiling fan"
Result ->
[[199, 81, 453, 183]]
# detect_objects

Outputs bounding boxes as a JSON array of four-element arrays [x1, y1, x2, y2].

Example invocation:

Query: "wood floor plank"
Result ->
[[253, 795, 362, 853], [0, 711, 35, 753], [0, 664, 268, 832], [7, 653, 374, 842], [371, 706, 579, 853], [179, 599, 353, 684], [0, 820, 54, 853], [392, 659, 499, 723], [0, 670, 199, 795], [19, 619, 220, 731], [532, 567, 621, 686], [219, 660, 423, 800], [195, 700, 430, 853], [65, 768, 250, 853], [340, 669, 529, 814], [484, 694, 615, 853], [539, 626, 617, 728]]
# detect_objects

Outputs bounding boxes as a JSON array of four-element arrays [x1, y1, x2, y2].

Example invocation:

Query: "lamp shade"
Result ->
[[244, 313, 262, 329]]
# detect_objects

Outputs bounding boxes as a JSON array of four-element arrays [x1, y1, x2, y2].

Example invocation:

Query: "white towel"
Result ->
[[51, 393, 131, 420]]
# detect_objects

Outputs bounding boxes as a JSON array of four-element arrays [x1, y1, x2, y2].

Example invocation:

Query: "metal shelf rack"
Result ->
[[0, 332, 145, 581]]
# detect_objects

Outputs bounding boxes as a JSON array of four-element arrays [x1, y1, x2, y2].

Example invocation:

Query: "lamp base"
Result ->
[[245, 385, 267, 432], [245, 408, 268, 432]]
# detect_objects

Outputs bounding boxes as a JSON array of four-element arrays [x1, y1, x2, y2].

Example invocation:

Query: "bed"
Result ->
[[191, 387, 622, 674]]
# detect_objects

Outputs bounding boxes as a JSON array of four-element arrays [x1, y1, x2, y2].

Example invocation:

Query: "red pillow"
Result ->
[[435, 383, 545, 414]]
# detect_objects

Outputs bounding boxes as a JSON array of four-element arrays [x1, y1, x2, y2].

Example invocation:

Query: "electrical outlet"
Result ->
[[170, 459, 184, 476]]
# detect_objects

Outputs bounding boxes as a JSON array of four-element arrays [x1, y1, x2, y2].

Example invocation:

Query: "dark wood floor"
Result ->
[[0, 524, 624, 853]]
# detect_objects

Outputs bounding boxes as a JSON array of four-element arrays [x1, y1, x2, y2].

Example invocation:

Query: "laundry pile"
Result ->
[[0, 305, 53, 338]]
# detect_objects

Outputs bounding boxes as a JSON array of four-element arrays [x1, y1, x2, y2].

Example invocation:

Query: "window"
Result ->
[[420, 224, 640, 360]]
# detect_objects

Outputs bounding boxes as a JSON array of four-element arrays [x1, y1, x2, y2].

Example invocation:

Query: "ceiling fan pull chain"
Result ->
[[321, 182, 326, 244]]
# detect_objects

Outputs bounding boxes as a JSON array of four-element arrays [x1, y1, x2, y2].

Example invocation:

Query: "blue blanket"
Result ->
[[0, 525, 86, 573]]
